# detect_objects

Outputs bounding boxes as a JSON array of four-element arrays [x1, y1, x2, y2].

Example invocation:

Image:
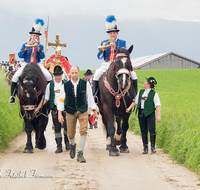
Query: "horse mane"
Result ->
[[20, 62, 47, 96]]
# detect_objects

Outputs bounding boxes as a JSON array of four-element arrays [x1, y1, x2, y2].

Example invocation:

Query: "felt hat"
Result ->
[[53, 65, 63, 76], [29, 19, 45, 36], [105, 15, 120, 33], [84, 69, 93, 76], [146, 77, 157, 89]]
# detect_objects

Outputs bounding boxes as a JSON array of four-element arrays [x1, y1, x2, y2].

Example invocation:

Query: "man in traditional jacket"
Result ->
[[35, 65, 70, 153], [46, 46, 71, 78], [57, 66, 98, 163]]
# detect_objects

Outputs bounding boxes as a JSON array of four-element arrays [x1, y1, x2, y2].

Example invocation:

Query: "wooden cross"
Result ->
[[48, 35, 66, 48]]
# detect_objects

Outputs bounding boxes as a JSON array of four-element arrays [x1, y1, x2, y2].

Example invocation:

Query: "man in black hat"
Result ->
[[83, 69, 98, 129], [35, 65, 70, 153], [126, 77, 161, 154]]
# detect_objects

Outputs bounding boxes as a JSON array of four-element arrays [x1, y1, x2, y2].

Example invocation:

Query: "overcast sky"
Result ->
[[1, 0, 200, 22], [1, 0, 200, 68]]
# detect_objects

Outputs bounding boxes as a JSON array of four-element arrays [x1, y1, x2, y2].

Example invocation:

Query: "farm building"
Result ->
[[131, 52, 200, 69]]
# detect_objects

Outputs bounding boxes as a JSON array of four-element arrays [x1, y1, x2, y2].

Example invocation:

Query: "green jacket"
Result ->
[[136, 89, 156, 117], [64, 79, 88, 114]]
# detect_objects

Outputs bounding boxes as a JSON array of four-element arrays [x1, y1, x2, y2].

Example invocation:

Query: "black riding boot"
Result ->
[[55, 138, 63, 153], [92, 80, 99, 103], [64, 134, 70, 150], [132, 79, 138, 94], [9, 82, 17, 104], [150, 134, 156, 153], [141, 135, 148, 154]]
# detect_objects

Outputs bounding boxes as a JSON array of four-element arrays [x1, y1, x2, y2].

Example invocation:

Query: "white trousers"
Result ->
[[93, 61, 138, 81], [12, 63, 52, 83]]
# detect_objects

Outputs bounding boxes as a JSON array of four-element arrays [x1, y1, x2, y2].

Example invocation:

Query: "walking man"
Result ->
[[58, 66, 98, 163]]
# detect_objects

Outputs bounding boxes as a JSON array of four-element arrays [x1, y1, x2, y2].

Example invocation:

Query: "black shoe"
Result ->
[[77, 151, 86, 163], [55, 138, 63, 153], [150, 134, 156, 153], [9, 96, 15, 104], [89, 125, 93, 129], [70, 143, 76, 159], [143, 145, 148, 154], [141, 135, 148, 154]]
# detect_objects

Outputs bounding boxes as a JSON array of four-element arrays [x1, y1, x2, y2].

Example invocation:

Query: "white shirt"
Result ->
[[135, 88, 161, 109], [57, 79, 96, 111], [44, 80, 63, 106]]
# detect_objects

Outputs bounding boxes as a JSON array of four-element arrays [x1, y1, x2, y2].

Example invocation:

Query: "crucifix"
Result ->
[[48, 35, 66, 48]]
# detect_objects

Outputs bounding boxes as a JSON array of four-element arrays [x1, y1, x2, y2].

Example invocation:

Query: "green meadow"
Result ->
[[128, 69, 200, 174], [1, 68, 200, 175], [0, 69, 23, 152]]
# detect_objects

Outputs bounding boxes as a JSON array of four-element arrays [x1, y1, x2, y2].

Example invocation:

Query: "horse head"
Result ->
[[114, 45, 133, 90], [19, 75, 39, 120]]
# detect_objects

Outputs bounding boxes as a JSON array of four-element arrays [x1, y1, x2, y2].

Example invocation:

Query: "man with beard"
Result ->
[[57, 66, 98, 163]]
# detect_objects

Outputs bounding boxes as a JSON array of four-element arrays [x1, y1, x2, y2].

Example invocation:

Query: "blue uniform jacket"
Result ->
[[18, 42, 45, 63], [97, 39, 126, 62]]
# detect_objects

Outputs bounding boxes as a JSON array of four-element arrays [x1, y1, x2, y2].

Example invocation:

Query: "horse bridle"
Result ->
[[103, 53, 134, 112]]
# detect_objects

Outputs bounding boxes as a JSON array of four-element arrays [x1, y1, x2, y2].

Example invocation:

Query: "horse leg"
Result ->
[[23, 121, 33, 153], [37, 115, 47, 150], [119, 114, 130, 153], [103, 109, 119, 156], [114, 117, 123, 145], [100, 111, 110, 150]]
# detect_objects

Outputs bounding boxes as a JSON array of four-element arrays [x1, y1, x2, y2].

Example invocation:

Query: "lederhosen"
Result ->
[[136, 89, 156, 136], [49, 80, 67, 133]]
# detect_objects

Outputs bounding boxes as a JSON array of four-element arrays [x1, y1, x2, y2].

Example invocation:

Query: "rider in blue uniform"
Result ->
[[93, 15, 138, 102], [9, 19, 52, 104]]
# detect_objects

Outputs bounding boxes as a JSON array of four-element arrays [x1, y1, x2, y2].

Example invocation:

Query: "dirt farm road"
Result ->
[[0, 115, 200, 190]]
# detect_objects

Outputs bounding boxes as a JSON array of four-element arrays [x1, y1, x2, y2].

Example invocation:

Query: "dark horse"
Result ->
[[98, 45, 136, 156], [19, 62, 50, 153]]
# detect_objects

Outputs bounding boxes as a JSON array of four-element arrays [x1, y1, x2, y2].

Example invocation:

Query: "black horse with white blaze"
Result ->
[[97, 45, 136, 156], [19, 62, 50, 153]]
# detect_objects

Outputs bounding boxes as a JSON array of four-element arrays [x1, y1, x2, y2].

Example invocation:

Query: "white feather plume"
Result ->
[[33, 23, 42, 32], [105, 20, 116, 30]]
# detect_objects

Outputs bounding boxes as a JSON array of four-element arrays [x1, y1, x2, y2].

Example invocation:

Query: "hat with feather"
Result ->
[[29, 19, 45, 36], [105, 15, 119, 33]]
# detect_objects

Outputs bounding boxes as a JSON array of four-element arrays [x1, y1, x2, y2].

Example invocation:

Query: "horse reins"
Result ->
[[103, 53, 135, 113]]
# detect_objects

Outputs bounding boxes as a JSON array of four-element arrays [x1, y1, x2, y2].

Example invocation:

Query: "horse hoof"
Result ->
[[119, 146, 129, 153], [37, 140, 46, 150], [23, 148, 33, 153], [109, 148, 119, 156]]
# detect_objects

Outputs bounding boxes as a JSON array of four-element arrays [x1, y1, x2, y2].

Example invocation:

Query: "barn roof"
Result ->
[[131, 52, 200, 69]]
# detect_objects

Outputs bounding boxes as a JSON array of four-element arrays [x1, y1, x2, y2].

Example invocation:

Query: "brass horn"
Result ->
[[25, 40, 40, 48], [97, 38, 115, 51]]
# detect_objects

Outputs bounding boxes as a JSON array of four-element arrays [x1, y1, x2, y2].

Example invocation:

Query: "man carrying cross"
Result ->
[[46, 35, 71, 78]]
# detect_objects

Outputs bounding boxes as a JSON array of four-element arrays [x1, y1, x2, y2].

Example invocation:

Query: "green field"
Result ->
[[1, 68, 200, 175], [0, 69, 23, 152], [128, 69, 200, 174]]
